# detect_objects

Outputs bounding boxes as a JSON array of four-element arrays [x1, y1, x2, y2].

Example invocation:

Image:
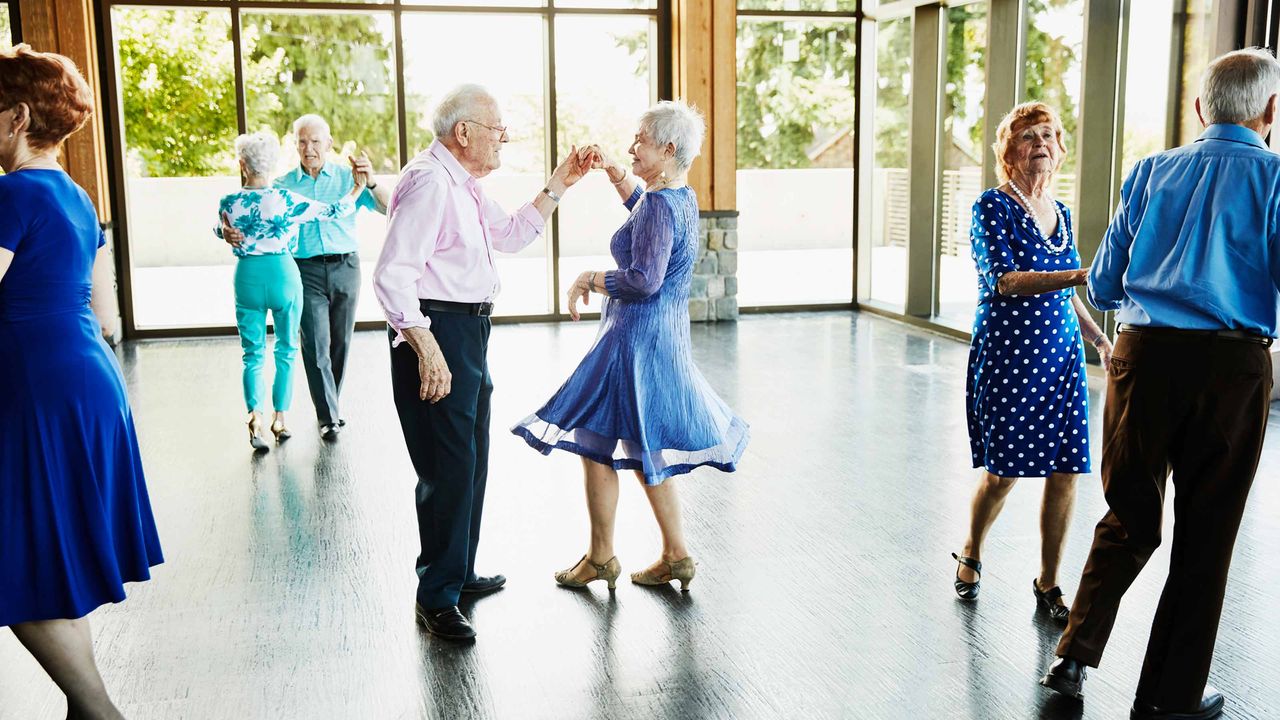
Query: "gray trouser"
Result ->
[[295, 253, 360, 425]]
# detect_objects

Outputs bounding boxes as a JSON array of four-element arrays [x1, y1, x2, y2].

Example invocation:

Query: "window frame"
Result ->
[[98, 0, 670, 338]]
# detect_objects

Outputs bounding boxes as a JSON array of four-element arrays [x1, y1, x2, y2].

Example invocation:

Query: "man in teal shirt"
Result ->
[[226, 114, 390, 438]]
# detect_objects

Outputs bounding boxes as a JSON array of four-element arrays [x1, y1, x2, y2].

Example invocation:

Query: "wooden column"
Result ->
[[673, 0, 736, 212], [20, 0, 120, 340]]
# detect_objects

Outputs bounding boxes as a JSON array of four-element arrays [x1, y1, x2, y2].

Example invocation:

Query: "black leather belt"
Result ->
[[420, 299, 493, 317], [298, 253, 352, 263], [1118, 324, 1274, 347]]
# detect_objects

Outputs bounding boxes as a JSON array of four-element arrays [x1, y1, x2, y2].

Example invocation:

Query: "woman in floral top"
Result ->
[[216, 131, 364, 450]]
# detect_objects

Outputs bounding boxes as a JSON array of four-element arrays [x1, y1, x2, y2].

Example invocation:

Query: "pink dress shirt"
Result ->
[[374, 141, 546, 345]]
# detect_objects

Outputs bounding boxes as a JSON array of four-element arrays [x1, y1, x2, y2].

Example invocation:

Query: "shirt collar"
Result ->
[[429, 140, 474, 186], [292, 162, 334, 181], [1196, 123, 1269, 150]]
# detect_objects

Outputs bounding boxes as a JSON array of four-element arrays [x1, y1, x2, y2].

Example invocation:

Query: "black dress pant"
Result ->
[[1058, 328, 1273, 708], [388, 308, 492, 610]]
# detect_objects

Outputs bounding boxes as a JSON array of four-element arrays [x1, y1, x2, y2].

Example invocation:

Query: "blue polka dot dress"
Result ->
[[965, 188, 1091, 478]]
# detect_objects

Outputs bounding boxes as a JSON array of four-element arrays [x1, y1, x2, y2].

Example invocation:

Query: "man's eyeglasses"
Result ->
[[465, 120, 509, 137]]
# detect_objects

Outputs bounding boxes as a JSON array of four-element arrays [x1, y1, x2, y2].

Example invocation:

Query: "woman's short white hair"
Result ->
[[432, 84, 496, 140], [639, 100, 705, 172], [1200, 47, 1280, 125], [292, 114, 331, 138], [235, 131, 280, 176]]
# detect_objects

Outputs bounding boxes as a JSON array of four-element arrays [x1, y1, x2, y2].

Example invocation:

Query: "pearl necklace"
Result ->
[[1008, 180, 1070, 254]]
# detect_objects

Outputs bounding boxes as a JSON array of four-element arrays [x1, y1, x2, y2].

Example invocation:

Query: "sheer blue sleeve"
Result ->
[[623, 185, 643, 211], [971, 195, 1016, 293], [604, 191, 675, 301]]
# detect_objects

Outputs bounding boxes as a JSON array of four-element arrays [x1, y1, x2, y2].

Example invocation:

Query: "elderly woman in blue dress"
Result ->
[[951, 102, 1112, 622], [513, 100, 749, 591], [216, 131, 364, 450]]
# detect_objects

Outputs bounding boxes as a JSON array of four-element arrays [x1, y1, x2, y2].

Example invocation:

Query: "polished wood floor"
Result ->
[[2, 311, 1278, 720]]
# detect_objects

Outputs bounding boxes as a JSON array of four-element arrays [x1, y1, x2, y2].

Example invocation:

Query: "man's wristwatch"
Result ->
[[367, 180, 377, 190], [543, 186, 562, 203]]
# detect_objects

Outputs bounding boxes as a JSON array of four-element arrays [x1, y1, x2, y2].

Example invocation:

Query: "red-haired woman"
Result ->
[[0, 45, 162, 719], [951, 102, 1111, 622]]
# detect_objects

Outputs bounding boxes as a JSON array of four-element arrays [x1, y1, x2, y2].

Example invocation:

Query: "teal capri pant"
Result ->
[[234, 253, 303, 413]]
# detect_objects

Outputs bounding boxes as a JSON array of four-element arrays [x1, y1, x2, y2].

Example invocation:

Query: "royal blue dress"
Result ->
[[966, 188, 1091, 478], [512, 186, 749, 485], [0, 170, 163, 626]]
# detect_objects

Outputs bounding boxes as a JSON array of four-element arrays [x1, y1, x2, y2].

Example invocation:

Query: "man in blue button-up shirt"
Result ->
[[1042, 49, 1279, 719]]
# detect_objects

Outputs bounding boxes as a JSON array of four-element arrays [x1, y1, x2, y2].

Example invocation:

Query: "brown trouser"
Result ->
[[1057, 327, 1273, 708]]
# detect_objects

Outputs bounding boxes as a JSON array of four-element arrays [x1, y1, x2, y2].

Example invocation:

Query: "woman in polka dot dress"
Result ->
[[951, 103, 1113, 623]]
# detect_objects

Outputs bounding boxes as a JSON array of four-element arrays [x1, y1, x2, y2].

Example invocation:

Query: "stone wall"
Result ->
[[689, 213, 739, 322]]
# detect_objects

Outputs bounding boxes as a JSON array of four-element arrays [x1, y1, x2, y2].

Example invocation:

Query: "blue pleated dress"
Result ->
[[0, 170, 163, 626], [512, 186, 749, 485]]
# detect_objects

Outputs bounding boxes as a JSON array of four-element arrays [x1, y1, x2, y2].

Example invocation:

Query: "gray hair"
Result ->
[[639, 100, 705, 172], [235, 131, 280, 176], [1200, 47, 1280, 125], [292, 113, 331, 138], [432, 84, 496, 140]]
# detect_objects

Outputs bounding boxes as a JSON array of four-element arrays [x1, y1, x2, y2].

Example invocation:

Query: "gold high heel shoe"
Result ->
[[631, 556, 696, 591], [247, 412, 269, 452], [270, 419, 292, 442], [554, 555, 621, 590]]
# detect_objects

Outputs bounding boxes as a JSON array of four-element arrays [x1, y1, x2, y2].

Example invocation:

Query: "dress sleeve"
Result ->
[[280, 188, 357, 224], [971, 194, 1016, 293], [604, 192, 675, 301], [623, 185, 643, 210], [0, 185, 27, 252]]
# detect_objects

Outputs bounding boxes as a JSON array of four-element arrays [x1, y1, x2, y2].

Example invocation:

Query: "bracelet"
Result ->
[[367, 180, 377, 190], [1090, 334, 1107, 347], [610, 172, 628, 186], [542, 186, 562, 203], [589, 272, 597, 292]]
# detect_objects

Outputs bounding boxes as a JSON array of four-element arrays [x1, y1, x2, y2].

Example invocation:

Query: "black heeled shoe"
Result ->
[[1033, 579, 1070, 623], [952, 552, 981, 600]]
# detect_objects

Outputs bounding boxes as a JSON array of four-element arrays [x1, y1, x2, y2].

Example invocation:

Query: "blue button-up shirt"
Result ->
[[273, 161, 379, 258], [1090, 123, 1280, 337]]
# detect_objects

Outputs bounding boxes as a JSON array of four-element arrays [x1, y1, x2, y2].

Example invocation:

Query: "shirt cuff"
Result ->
[[516, 203, 546, 233], [386, 313, 432, 348]]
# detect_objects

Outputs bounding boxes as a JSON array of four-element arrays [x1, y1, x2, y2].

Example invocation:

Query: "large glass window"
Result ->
[[1121, 0, 1174, 176], [735, 17, 856, 307], [111, 7, 239, 329], [106, 3, 657, 332], [241, 10, 399, 324], [1, 3, 13, 48], [1024, 0, 1082, 197], [402, 13, 549, 317], [1176, 0, 1215, 147], [936, 3, 987, 328], [867, 15, 910, 310], [555, 14, 657, 310]]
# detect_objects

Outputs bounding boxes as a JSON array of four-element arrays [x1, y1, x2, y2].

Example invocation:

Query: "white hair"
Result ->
[[639, 100, 705, 172], [432, 84, 496, 140], [235, 131, 280, 176], [1200, 47, 1280, 125], [292, 113, 331, 138]]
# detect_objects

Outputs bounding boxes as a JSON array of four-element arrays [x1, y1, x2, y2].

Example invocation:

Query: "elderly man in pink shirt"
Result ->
[[374, 84, 591, 641]]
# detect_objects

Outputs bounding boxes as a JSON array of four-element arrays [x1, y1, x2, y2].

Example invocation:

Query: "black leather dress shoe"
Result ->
[[320, 423, 341, 441], [415, 604, 476, 641], [1130, 687, 1224, 720], [1040, 656, 1087, 699], [461, 574, 506, 595]]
